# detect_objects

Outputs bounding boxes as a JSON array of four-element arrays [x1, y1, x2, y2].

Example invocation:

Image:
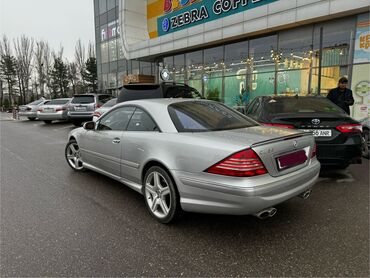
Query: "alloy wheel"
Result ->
[[145, 171, 172, 219], [65, 141, 84, 170]]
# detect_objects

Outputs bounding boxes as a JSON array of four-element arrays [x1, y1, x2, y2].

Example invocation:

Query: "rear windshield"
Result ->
[[266, 97, 344, 114], [71, 95, 95, 104], [165, 87, 202, 99], [28, 99, 44, 106], [101, 98, 117, 107], [47, 99, 70, 105], [168, 101, 258, 132]]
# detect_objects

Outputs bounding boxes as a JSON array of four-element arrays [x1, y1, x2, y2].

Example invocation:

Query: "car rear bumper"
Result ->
[[37, 111, 67, 120], [67, 112, 93, 121], [317, 141, 362, 165], [18, 111, 37, 117], [171, 159, 320, 215]]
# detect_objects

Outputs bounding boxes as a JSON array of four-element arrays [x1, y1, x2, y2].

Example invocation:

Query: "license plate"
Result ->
[[301, 129, 332, 137], [75, 107, 86, 111], [277, 150, 307, 170], [44, 108, 54, 113]]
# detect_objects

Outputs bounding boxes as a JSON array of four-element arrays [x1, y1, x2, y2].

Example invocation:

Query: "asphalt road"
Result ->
[[0, 113, 369, 277]]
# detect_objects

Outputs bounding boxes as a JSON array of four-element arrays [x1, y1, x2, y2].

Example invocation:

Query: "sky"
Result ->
[[0, 0, 95, 61]]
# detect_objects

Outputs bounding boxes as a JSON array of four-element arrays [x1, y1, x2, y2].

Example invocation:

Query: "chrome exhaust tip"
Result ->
[[298, 189, 312, 200], [254, 207, 277, 219]]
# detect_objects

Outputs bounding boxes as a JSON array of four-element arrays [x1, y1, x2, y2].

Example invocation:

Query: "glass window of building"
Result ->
[[99, 13, 108, 25], [204, 46, 223, 102], [108, 8, 116, 22], [109, 39, 117, 62], [174, 54, 185, 82], [107, 0, 116, 11], [100, 24, 108, 42], [312, 17, 356, 95], [99, 0, 107, 14], [249, 35, 277, 98], [277, 26, 313, 96], [103, 74, 108, 88], [164, 56, 174, 78], [117, 40, 125, 60], [108, 72, 117, 88], [186, 50, 203, 80], [140, 61, 152, 75], [224, 40, 249, 76], [102, 63, 109, 74], [224, 41, 249, 108], [132, 60, 139, 75], [101, 42, 109, 64]]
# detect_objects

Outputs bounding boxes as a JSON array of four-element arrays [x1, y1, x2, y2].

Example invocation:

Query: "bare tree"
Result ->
[[75, 39, 87, 92], [13, 35, 34, 104], [87, 41, 95, 58], [43, 42, 53, 97], [34, 40, 46, 98], [68, 62, 78, 95]]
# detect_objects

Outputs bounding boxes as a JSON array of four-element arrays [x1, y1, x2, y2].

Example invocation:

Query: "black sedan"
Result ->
[[245, 96, 362, 168]]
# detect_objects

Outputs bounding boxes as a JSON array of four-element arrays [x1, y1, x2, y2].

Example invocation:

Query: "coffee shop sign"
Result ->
[[158, 0, 278, 36]]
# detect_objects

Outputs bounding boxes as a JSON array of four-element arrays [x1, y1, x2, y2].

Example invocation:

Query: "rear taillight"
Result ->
[[95, 104, 101, 109], [26, 107, 32, 111], [205, 149, 268, 177], [311, 143, 317, 158], [37, 108, 43, 112], [56, 108, 62, 112], [262, 123, 295, 129], [93, 111, 102, 118], [336, 124, 362, 133]]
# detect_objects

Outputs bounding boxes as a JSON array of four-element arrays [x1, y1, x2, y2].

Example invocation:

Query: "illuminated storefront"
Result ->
[[93, 0, 370, 118]]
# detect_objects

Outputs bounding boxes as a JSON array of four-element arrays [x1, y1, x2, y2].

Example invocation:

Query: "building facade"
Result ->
[[94, 0, 370, 118]]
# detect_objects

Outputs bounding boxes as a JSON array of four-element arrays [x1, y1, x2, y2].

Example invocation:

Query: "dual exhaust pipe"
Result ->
[[254, 189, 312, 220]]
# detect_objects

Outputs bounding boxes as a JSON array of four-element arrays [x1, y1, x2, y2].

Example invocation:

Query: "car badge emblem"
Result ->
[[312, 118, 320, 125], [293, 140, 298, 148]]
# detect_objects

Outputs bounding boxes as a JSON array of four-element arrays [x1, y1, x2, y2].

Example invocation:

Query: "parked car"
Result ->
[[18, 98, 50, 120], [37, 98, 71, 124], [360, 117, 369, 159], [92, 98, 117, 121], [67, 94, 113, 126], [245, 96, 363, 168], [116, 82, 202, 104], [65, 99, 320, 223]]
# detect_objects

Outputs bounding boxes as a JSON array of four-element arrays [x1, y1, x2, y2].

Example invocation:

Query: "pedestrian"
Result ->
[[327, 77, 354, 115]]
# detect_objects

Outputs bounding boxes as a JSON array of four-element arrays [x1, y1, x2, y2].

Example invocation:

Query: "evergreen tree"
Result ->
[[0, 54, 18, 107], [83, 57, 97, 92], [50, 57, 69, 98]]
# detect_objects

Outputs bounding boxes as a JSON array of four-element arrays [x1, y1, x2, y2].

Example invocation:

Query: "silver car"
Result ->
[[92, 98, 117, 121], [65, 99, 320, 223], [37, 98, 71, 124], [18, 98, 50, 120]]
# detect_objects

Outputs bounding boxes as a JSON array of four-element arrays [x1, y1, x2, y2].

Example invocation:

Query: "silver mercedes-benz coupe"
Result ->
[[65, 99, 320, 223]]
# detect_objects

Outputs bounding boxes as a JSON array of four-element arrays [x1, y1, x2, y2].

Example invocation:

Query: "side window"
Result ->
[[126, 108, 159, 132], [97, 106, 135, 131], [246, 99, 257, 114], [248, 100, 261, 117]]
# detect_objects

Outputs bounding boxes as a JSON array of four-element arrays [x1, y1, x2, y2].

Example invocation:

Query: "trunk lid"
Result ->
[[180, 126, 315, 177]]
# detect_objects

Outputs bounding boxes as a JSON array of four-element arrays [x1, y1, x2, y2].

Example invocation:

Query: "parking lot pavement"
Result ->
[[1, 115, 369, 277]]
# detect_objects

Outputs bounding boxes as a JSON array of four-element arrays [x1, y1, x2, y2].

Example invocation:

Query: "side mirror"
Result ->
[[83, 121, 95, 130]]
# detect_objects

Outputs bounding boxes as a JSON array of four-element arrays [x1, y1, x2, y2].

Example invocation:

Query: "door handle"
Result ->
[[112, 138, 121, 144]]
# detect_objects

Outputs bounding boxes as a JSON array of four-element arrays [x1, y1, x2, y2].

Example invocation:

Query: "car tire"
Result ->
[[72, 121, 82, 127], [362, 129, 369, 159], [65, 139, 84, 172], [28, 117, 36, 121], [143, 166, 181, 224], [44, 120, 52, 124]]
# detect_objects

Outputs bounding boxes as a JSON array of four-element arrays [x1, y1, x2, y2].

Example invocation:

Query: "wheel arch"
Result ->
[[141, 160, 177, 193]]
